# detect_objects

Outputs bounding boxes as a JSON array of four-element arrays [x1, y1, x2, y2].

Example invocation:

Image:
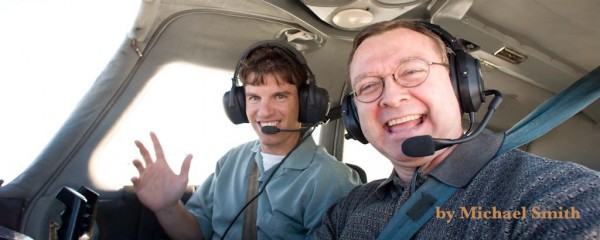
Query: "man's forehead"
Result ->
[[245, 72, 292, 85], [349, 29, 441, 77], [244, 78, 296, 94]]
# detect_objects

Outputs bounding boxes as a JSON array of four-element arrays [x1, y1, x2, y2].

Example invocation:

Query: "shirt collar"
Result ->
[[429, 129, 504, 187], [375, 171, 402, 198], [375, 170, 429, 199], [251, 136, 318, 171], [374, 130, 504, 197]]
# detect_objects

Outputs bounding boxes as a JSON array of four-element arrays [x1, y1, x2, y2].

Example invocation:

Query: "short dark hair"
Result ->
[[239, 45, 307, 89]]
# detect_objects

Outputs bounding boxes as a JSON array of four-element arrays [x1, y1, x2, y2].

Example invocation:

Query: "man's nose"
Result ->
[[379, 76, 411, 108], [257, 99, 275, 117]]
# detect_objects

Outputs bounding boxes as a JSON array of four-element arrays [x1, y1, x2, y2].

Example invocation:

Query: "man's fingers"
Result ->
[[150, 132, 166, 162], [135, 140, 153, 166], [132, 159, 145, 175], [180, 154, 193, 179], [131, 177, 140, 186]]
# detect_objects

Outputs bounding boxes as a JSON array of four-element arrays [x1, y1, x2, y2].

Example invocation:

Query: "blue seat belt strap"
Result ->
[[498, 66, 600, 155], [376, 178, 457, 240]]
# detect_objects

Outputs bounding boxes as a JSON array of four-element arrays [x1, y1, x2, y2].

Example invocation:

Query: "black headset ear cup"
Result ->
[[341, 94, 368, 144], [454, 51, 485, 113], [298, 83, 330, 124], [448, 54, 459, 99], [222, 86, 248, 124], [417, 21, 485, 114]]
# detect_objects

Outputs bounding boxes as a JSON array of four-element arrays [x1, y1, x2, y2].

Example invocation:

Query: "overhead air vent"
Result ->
[[300, 0, 428, 31], [494, 46, 527, 64], [332, 8, 374, 30]]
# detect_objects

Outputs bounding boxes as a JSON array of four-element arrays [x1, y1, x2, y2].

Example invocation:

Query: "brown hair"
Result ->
[[349, 19, 449, 66], [239, 45, 307, 88]]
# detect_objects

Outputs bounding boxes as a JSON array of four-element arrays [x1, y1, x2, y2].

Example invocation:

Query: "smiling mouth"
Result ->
[[259, 121, 279, 127], [386, 114, 423, 132]]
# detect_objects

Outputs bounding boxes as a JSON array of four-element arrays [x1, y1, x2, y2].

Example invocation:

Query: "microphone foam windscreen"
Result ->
[[402, 135, 436, 157], [261, 126, 279, 135]]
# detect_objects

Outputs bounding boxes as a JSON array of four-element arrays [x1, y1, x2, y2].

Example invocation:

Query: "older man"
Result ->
[[315, 20, 600, 239]]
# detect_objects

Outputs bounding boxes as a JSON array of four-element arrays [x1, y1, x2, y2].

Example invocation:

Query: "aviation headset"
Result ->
[[342, 21, 485, 144], [223, 40, 330, 125]]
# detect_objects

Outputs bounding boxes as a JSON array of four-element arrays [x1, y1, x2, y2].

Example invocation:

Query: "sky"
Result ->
[[0, 0, 140, 183]]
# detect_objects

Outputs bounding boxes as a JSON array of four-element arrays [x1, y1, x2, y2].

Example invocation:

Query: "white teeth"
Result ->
[[387, 115, 421, 127], [260, 121, 279, 126]]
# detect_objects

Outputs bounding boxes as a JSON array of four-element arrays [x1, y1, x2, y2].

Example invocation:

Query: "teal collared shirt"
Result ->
[[185, 137, 361, 239]]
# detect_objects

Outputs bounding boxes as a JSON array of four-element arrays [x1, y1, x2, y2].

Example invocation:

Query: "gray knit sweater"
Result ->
[[314, 131, 600, 239]]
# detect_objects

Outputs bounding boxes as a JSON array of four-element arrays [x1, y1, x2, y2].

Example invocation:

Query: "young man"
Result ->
[[131, 41, 361, 239], [314, 20, 600, 239]]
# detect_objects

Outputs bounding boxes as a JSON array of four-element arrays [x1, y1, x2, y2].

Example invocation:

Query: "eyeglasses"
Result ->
[[351, 58, 448, 103]]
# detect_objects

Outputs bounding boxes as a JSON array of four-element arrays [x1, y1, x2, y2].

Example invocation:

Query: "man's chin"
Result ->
[[380, 141, 423, 161]]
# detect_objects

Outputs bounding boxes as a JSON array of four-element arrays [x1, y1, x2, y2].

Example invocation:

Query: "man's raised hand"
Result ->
[[131, 132, 193, 213]]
